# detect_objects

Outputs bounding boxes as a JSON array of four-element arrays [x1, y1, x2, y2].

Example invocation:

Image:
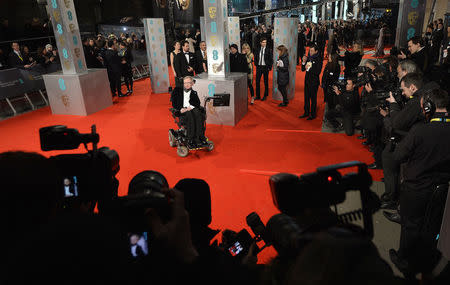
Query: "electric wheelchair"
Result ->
[[168, 99, 214, 157]]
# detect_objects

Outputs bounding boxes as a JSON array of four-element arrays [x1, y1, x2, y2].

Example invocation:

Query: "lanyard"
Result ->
[[430, 118, 450, 123]]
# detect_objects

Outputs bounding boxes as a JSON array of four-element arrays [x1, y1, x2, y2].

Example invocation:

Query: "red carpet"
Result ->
[[0, 61, 383, 263]]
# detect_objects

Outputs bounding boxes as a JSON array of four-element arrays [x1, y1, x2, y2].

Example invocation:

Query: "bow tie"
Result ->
[[185, 52, 189, 55]]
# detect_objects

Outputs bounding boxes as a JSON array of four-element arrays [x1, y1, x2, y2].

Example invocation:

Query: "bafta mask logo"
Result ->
[[208, 7, 217, 19], [64, 60, 71, 70], [408, 12, 418, 25], [64, 0, 71, 8], [61, 94, 70, 109], [52, 10, 61, 22], [69, 24, 75, 33], [212, 62, 224, 73], [155, 0, 166, 8], [74, 48, 80, 58], [58, 36, 65, 46], [210, 35, 218, 46]]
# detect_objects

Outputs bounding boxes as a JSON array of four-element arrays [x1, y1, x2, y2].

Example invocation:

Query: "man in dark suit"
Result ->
[[170, 76, 206, 148], [399, 36, 429, 75], [174, 40, 195, 88], [254, 38, 273, 101], [102, 40, 125, 97], [300, 44, 323, 120], [8, 42, 33, 69], [194, 41, 207, 74]]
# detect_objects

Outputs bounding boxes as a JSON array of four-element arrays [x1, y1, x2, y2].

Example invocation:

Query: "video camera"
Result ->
[[39, 125, 119, 210], [269, 161, 379, 238]]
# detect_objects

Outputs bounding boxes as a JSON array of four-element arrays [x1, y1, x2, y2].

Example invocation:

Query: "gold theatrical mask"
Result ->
[[61, 94, 70, 109], [58, 36, 65, 46], [208, 7, 217, 19], [63, 60, 71, 70], [408, 12, 418, 26], [212, 62, 223, 73], [74, 48, 81, 58], [53, 10, 61, 22], [63, 0, 71, 8], [69, 24, 75, 33], [210, 35, 218, 46]]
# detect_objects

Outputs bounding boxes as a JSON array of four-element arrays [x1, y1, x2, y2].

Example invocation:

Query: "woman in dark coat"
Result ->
[[340, 42, 363, 78], [321, 53, 341, 109], [276, 45, 290, 107]]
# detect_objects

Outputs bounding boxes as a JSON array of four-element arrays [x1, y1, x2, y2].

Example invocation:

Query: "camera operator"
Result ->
[[326, 78, 360, 135], [378, 73, 426, 211], [397, 60, 419, 82], [389, 89, 450, 277]]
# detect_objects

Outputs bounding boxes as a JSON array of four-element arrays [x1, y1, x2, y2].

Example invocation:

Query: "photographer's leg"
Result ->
[[303, 84, 310, 116], [310, 84, 319, 118], [342, 111, 354, 136]]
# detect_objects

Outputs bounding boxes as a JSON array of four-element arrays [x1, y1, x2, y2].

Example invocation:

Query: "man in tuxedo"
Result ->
[[102, 40, 125, 97], [300, 44, 322, 120], [174, 40, 195, 88], [63, 178, 77, 197], [170, 76, 206, 148], [8, 42, 33, 69], [194, 41, 207, 74], [254, 38, 273, 101]]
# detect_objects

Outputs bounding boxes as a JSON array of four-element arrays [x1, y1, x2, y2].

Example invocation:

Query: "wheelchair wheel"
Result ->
[[177, 146, 189, 157], [207, 141, 214, 151], [169, 130, 176, 147]]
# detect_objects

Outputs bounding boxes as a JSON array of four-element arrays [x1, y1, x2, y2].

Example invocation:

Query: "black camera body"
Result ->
[[269, 161, 379, 238], [39, 125, 120, 210]]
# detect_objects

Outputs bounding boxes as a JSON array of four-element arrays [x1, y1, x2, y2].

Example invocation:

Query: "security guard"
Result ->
[[389, 89, 450, 276]]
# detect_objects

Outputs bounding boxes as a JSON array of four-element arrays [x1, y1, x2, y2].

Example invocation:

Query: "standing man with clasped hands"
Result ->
[[300, 44, 322, 120], [254, 38, 273, 101], [174, 40, 196, 87]]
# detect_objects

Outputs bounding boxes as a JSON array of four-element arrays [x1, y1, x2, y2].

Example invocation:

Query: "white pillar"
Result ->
[[343, 0, 348, 20], [335, 1, 339, 19], [312, 1, 317, 23]]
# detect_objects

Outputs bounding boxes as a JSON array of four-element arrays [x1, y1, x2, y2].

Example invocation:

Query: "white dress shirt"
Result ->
[[183, 90, 195, 109], [259, 47, 266, 66]]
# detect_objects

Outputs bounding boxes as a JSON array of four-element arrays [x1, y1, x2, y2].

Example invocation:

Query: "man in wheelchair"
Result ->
[[170, 76, 207, 148]]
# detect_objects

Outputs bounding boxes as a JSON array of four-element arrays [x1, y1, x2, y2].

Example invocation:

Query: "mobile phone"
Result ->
[[128, 232, 149, 258], [227, 229, 253, 257], [62, 176, 79, 198]]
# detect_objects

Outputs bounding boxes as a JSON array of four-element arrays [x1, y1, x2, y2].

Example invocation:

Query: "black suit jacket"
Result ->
[[254, 47, 273, 70], [174, 52, 195, 78], [301, 54, 322, 86], [8, 52, 27, 68], [410, 47, 429, 74], [170, 87, 201, 113], [103, 49, 122, 74], [194, 50, 207, 74]]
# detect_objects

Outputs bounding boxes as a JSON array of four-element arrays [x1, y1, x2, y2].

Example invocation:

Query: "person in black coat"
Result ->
[[170, 76, 206, 147], [229, 44, 247, 73], [300, 44, 323, 120], [194, 41, 207, 74], [102, 40, 125, 97], [254, 38, 273, 101], [173, 40, 196, 88], [8, 42, 33, 69], [399, 36, 430, 76], [119, 41, 134, 94], [275, 45, 289, 107], [297, 28, 306, 65], [339, 42, 363, 78], [321, 53, 341, 109]]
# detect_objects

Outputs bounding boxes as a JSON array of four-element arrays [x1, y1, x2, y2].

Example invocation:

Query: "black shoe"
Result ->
[[368, 162, 378, 169], [255, 97, 261, 100], [261, 96, 267, 101], [383, 211, 401, 224], [187, 140, 197, 149], [278, 103, 288, 107], [118, 93, 126, 97], [299, 113, 310, 118], [306, 116, 316, 120], [362, 141, 372, 146], [380, 201, 398, 210], [389, 249, 413, 278], [357, 135, 366, 140]]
